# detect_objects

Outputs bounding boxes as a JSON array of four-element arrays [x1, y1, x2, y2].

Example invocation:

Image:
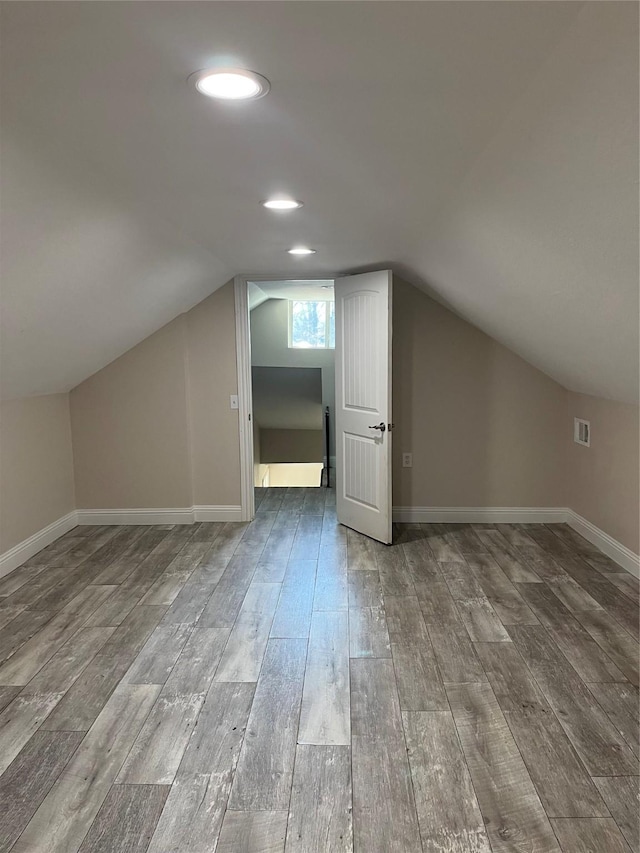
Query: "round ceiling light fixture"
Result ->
[[288, 246, 316, 255], [261, 198, 303, 211], [189, 68, 270, 100]]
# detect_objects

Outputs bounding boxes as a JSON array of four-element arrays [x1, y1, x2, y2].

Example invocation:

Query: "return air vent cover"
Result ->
[[574, 418, 590, 447]]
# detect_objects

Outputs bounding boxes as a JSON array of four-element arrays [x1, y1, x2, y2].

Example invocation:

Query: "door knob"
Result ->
[[368, 422, 386, 432]]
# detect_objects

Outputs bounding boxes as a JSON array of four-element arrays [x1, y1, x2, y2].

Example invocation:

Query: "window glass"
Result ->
[[290, 300, 335, 349]]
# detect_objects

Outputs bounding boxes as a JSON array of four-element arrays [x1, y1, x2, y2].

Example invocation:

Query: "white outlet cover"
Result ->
[[230, 395, 239, 410]]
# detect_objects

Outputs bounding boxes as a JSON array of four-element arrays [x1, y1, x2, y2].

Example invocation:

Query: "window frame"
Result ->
[[288, 298, 336, 350]]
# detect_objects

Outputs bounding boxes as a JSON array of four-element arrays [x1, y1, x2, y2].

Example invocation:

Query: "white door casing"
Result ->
[[335, 270, 392, 544]]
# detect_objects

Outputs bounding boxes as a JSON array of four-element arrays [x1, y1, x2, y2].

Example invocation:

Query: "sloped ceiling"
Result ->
[[1, 2, 637, 401]]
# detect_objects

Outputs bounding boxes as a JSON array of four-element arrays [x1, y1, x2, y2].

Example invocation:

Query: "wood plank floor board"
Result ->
[[586, 682, 639, 758], [400, 540, 440, 581], [228, 638, 307, 810], [217, 810, 288, 853], [123, 623, 194, 685], [347, 570, 383, 608], [270, 560, 317, 639], [117, 693, 206, 785], [346, 528, 379, 571], [0, 729, 84, 851], [550, 817, 632, 853], [351, 658, 422, 853], [574, 608, 640, 686], [547, 523, 601, 557], [286, 744, 352, 853], [147, 683, 256, 853], [465, 553, 540, 625], [0, 563, 50, 598], [42, 653, 137, 732], [298, 611, 350, 745], [383, 594, 431, 646], [391, 642, 448, 711], [29, 529, 142, 612], [475, 530, 543, 583], [0, 608, 55, 667], [43, 605, 167, 731], [197, 556, 260, 628], [77, 783, 170, 853], [475, 641, 609, 818], [575, 577, 639, 641], [0, 685, 21, 713], [313, 556, 348, 611], [162, 626, 232, 694], [289, 515, 323, 562], [91, 529, 172, 585], [414, 576, 461, 626], [508, 625, 639, 776], [24, 626, 116, 694], [421, 523, 465, 564], [11, 683, 161, 853], [592, 776, 640, 852], [376, 547, 416, 596], [605, 572, 640, 605], [255, 529, 296, 579], [439, 559, 488, 600], [302, 488, 327, 516], [215, 582, 281, 682], [427, 622, 488, 684], [0, 586, 117, 686], [456, 596, 511, 642], [159, 578, 218, 626], [176, 681, 256, 778], [4, 564, 77, 608], [403, 710, 491, 853], [348, 605, 391, 658], [516, 582, 628, 682], [138, 569, 195, 607], [85, 565, 172, 628], [447, 682, 561, 853], [0, 691, 64, 775]]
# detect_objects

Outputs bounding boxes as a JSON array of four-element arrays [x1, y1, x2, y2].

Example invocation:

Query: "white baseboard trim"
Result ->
[[0, 511, 78, 579], [194, 506, 244, 522], [76, 506, 243, 526], [392, 506, 567, 524], [566, 510, 640, 578]]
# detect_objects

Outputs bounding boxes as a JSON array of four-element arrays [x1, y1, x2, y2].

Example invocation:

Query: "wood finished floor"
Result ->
[[0, 487, 638, 853]]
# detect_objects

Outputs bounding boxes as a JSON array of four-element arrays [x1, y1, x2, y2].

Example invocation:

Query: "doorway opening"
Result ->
[[247, 279, 336, 491]]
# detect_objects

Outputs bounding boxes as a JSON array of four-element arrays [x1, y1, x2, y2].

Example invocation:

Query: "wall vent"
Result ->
[[574, 417, 590, 447]]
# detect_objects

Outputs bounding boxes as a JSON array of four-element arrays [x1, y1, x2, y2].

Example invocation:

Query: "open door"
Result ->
[[335, 270, 392, 544]]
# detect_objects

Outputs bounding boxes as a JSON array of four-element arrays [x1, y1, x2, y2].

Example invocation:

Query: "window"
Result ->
[[289, 300, 335, 349]]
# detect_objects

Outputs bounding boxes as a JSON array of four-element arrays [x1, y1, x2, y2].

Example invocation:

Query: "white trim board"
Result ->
[[392, 505, 639, 577], [75, 506, 243, 525], [392, 507, 567, 524], [0, 511, 78, 579]]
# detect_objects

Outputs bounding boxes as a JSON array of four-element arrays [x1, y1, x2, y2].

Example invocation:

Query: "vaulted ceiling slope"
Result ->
[[1, 2, 637, 401]]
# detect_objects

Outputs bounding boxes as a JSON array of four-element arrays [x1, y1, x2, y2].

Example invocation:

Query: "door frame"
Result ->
[[234, 272, 338, 522]]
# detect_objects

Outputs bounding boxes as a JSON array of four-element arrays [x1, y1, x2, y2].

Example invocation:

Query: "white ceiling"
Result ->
[[249, 280, 334, 311], [1, 2, 637, 401]]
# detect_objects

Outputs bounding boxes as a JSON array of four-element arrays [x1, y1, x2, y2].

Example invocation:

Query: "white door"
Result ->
[[335, 270, 392, 544]]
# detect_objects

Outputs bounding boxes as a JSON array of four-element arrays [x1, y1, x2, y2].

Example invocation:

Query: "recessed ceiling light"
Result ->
[[261, 198, 303, 211], [288, 246, 316, 255], [189, 68, 270, 100]]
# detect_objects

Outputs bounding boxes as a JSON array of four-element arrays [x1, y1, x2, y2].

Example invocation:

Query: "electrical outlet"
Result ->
[[402, 452, 413, 468], [230, 395, 239, 410]]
